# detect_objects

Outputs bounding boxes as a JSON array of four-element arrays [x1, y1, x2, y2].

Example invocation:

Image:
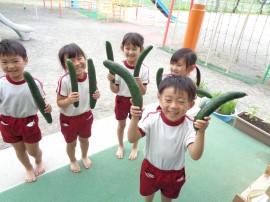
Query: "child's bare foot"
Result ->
[[82, 158, 92, 169], [116, 146, 124, 159], [25, 168, 36, 183], [70, 161, 81, 173], [129, 148, 138, 160], [35, 162, 45, 176]]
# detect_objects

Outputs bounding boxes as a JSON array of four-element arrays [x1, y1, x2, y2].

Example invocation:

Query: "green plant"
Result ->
[[263, 116, 270, 124], [211, 91, 237, 115], [198, 80, 210, 91], [218, 100, 237, 115], [245, 105, 261, 120], [194, 91, 247, 130]]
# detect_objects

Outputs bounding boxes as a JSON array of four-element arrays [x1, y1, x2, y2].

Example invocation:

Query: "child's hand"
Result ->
[[93, 89, 100, 99], [130, 105, 142, 118], [67, 92, 80, 104], [44, 102, 52, 113], [107, 73, 115, 82], [134, 77, 142, 86], [194, 116, 211, 132]]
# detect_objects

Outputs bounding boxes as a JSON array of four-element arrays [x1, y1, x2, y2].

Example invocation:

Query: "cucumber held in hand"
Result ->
[[105, 41, 114, 61], [87, 58, 97, 109], [194, 91, 247, 130], [67, 59, 79, 108], [156, 67, 164, 89], [196, 88, 213, 98], [103, 60, 142, 109], [23, 71, 52, 124], [133, 45, 153, 77], [105, 41, 115, 83]]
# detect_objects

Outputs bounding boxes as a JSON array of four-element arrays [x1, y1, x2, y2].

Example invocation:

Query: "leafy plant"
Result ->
[[212, 91, 237, 115], [262, 116, 270, 124], [218, 100, 237, 115], [244, 105, 261, 121], [198, 80, 210, 91]]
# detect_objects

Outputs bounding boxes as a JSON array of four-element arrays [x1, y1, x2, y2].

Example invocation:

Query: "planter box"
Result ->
[[233, 111, 270, 146]]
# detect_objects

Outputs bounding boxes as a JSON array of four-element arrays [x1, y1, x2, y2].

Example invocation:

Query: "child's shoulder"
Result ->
[[58, 73, 70, 81]]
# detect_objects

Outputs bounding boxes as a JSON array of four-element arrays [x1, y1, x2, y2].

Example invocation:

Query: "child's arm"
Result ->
[[56, 92, 79, 108], [134, 77, 147, 95], [92, 89, 100, 99], [107, 73, 119, 93], [128, 104, 143, 143], [44, 100, 52, 113], [188, 116, 211, 160]]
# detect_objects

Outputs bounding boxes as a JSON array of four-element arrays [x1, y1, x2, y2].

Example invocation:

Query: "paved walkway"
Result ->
[[0, 0, 270, 151]]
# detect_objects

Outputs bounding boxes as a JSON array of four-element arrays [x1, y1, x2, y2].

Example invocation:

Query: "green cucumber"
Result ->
[[196, 88, 213, 98], [67, 59, 79, 108], [103, 60, 142, 109], [105, 41, 114, 61], [156, 67, 164, 89], [194, 91, 247, 130], [87, 58, 97, 109], [105, 41, 115, 83], [133, 45, 153, 77], [23, 71, 52, 124]]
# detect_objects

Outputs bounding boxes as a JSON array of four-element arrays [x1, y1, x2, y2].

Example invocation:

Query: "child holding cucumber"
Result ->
[[161, 48, 209, 108], [107, 32, 149, 160], [128, 75, 210, 202], [56, 43, 100, 173], [166, 48, 201, 87], [0, 39, 52, 183]]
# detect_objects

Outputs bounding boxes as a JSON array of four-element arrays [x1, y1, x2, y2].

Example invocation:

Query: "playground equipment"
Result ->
[[151, 0, 176, 22], [0, 13, 33, 41], [95, 0, 127, 21], [261, 64, 270, 84]]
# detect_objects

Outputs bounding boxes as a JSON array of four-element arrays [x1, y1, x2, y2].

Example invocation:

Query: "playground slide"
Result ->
[[151, 0, 176, 22], [0, 13, 33, 41]]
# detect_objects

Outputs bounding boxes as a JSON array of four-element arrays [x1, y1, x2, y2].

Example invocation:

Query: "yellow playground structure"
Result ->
[[43, 0, 136, 21]]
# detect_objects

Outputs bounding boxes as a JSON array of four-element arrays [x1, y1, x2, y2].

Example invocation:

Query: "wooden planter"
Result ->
[[233, 111, 270, 146]]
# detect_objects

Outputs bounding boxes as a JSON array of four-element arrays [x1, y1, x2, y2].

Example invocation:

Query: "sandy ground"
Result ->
[[0, 0, 269, 150]]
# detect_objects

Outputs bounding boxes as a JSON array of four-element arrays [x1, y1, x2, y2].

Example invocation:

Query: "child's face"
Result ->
[[66, 55, 86, 79], [121, 43, 142, 66], [0, 54, 28, 82], [158, 87, 194, 122], [170, 57, 190, 76]]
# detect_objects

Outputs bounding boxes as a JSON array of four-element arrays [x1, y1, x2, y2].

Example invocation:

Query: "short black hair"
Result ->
[[158, 75, 196, 102], [121, 32, 144, 49], [170, 48, 201, 86], [0, 39, 27, 59], [58, 43, 86, 71]]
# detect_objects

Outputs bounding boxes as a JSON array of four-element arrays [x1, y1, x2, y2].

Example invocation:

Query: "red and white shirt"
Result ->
[[115, 60, 149, 97], [0, 75, 45, 118], [56, 72, 92, 116], [138, 110, 196, 170]]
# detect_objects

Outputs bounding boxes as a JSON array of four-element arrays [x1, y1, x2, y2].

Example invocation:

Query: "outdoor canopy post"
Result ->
[[182, 0, 206, 51]]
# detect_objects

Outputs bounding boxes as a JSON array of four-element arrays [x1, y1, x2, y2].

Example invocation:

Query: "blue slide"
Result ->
[[151, 0, 176, 22]]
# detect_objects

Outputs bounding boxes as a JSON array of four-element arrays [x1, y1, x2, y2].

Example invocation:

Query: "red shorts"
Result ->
[[0, 114, 41, 144], [60, 111, 94, 143], [140, 159, 186, 199], [114, 95, 132, 120]]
